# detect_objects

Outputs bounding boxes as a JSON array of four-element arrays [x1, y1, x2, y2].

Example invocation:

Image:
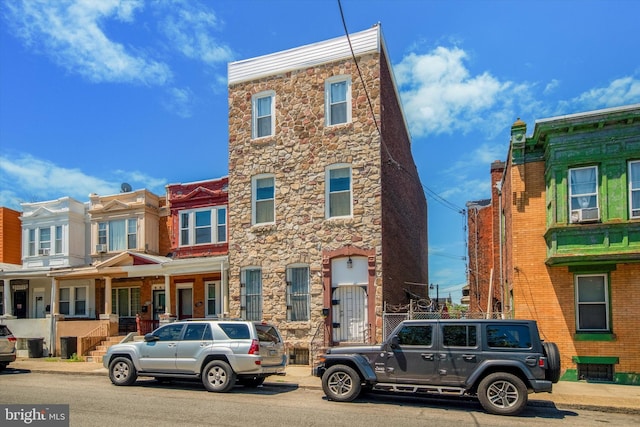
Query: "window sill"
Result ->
[[251, 223, 276, 234], [251, 136, 276, 146], [574, 333, 616, 341]]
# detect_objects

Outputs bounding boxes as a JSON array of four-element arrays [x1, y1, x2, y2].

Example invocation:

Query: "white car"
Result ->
[[0, 324, 17, 371]]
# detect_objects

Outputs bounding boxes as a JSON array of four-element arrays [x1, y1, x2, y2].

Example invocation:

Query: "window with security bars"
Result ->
[[241, 269, 262, 321], [578, 363, 613, 382], [287, 266, 310, 321]]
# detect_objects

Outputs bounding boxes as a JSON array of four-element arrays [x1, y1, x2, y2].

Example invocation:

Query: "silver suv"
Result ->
[[104, 320, 286, 392], [0, 324, 17, 371]]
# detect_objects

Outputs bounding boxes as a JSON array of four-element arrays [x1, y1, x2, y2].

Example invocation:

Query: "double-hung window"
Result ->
[[252, 175, 275, 225], [569, 166, 599, 222], [576, 274, 609, 332], [179, 207, 227, 246], [325, 76, 351, 126], [28, 229, 36, 256], [112, 287, 141, 317], [59, 286, 88, 316], [98, 218, 138, 251], [252, 91, 275, 139], [241, 268, 262, 321], [629, 161, 640, 218], [326, 165, 352, 218], [39, 228, 51, 254], [55, 226, 63, 254], [287, 265, 310, 321]]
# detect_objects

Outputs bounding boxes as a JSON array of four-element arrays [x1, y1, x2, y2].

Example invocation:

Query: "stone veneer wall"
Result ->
[[227, 53, 384, 351]]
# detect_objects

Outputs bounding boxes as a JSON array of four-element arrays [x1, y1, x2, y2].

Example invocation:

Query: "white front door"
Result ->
[[34, 290, 45, 318]]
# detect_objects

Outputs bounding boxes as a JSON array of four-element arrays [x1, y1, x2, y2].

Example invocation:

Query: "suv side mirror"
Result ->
[[389, 335, 399, 349], [144, 333, 159, 342]]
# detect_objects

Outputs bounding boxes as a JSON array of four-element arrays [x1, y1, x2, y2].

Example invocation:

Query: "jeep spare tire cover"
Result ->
[[543, 341, 561, 383]]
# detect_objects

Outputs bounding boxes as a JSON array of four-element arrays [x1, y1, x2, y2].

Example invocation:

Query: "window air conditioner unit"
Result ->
[[38, 248, 50, 256], [96, 244, 107, 253], [571, 208, 600, 223]]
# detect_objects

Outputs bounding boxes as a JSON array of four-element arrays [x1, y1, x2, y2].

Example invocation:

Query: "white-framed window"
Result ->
[[252, 175, 275, 225], [28, 229, 36, 256], [98, 218, 138, 252], [112, 287, 141, 317], [325, 76, 351, 126], [286, 265, 310, 321], [205, 281, 222, 317], [326, 164, 352, 218], [179, 207, 227, 246], [569, 166, 599, 222], [55, 226, 63, 254], [575, 274, 609, 332], [252, 91, 275, 139], [629, 160, 640, 218], [39, 228, 51, 253], [0, 289, 4, 315], [241, 268, 262, 321], [59, 286, 88, 316]]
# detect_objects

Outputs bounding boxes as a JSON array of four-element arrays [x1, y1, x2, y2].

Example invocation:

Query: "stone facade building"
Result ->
[[470, 104, 640, 385], [227, 25, 428, 364]]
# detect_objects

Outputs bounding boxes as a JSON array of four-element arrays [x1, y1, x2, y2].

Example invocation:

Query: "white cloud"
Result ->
[[156, 0, 233, 65], [560, 76, 640, 112], [395, 46, 525, 138], [544, 79, 560, 95], [163, 87, 195, 118], [0, 153, 166, 210], [4, 0, 172, 85]]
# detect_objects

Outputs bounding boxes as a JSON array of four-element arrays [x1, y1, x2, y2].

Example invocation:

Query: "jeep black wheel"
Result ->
[[239, 376, 265, 387], [109, 357, 137, 386], [202, 360, 236, 393], [322, 365, 361, 402], [478, 372, 528, 416], [543, 341, 561, 383]]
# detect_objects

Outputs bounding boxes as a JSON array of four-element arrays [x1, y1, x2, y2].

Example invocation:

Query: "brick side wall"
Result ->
[[379, 48, 429, 305], [0, 207, 22, 264], [467, 204, 492, 312]]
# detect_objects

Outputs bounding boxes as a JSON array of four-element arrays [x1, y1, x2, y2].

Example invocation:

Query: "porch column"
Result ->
[[164, 274, 171, 315], [52, 278, 60, 315], [3, 279, 11, 316], [104, 276, 112, 315], [221, 261, 228, 316]]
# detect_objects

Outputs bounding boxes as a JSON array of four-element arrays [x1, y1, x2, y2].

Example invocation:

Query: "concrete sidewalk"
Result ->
[[6, 357, 640, 414]]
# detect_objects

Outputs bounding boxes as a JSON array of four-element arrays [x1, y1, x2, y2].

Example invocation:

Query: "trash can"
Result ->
[[60, 336, 77, 359], [27, 338, 44, 358]]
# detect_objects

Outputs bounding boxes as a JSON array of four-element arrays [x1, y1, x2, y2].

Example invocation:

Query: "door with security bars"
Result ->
[[332, 285, 367, 343]]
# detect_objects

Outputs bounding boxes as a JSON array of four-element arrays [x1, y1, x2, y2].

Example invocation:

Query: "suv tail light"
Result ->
[[7, 336, 16, 343], [248, 339, 260, 355]]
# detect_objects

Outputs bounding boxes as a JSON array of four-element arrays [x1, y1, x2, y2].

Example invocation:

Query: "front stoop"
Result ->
[[85, 336, 125, 363]]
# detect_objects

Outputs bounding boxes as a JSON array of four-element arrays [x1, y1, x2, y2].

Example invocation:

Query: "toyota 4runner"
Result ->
[[314, 319, 560, 416], [104, 319, 287, 392]]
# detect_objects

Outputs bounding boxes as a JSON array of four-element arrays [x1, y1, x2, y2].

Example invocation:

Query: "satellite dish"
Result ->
[[121, 183, 132, 193]]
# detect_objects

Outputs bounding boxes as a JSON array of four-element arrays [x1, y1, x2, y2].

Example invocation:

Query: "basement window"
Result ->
[[577, 363, 613, 382]]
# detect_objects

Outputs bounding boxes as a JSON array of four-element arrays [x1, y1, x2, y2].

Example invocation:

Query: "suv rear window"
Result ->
[[486, 324, 532, 349], [256, 325, 281, 343], [219, 323, 250, 339], [0, 325, 11, 336]]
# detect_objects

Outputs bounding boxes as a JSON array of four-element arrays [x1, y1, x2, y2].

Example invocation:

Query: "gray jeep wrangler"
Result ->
[[314, 319, 560, 416]]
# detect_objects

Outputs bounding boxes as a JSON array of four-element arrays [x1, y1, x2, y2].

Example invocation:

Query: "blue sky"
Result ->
[[1, 0, 639, 303]]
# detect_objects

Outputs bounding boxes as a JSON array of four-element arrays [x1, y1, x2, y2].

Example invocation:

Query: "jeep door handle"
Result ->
[[421, 353, 434, 361], [462, 354, 476, 362]]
